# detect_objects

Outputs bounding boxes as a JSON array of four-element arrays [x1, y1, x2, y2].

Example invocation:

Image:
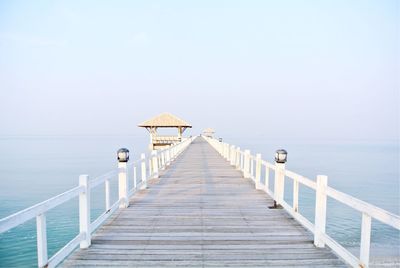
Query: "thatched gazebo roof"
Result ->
[[138, 113, 192, 128]]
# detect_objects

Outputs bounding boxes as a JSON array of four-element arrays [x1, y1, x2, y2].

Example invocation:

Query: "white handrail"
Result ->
[[0, 186, 84, 233], [0, 136, 196, 268], [203, 136, 400, 268]]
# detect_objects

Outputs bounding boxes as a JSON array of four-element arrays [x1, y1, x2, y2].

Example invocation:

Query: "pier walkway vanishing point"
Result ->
[[62, 137, 345, 267]]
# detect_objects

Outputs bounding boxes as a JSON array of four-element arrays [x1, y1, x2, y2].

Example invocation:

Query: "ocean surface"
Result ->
[[0, 135, 399, 267]]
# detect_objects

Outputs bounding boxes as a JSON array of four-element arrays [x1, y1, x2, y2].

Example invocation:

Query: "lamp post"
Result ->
[[117, 148, 129, 208], [272, 149, 287, 209]]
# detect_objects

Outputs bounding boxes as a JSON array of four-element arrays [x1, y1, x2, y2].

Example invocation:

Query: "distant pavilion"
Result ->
[[138, 113, 192, 150], [202, 128, 215, 138]]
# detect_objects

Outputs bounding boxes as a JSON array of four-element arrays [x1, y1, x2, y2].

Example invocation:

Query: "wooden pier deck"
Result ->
[[62, 137, 345, 267]]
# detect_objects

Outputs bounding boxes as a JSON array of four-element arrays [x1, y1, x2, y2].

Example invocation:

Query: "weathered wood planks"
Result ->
[[61, 137, 346, 267]]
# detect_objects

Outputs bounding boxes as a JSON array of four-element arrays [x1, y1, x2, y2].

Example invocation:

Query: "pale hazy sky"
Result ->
[[0, 0, 398, 141]]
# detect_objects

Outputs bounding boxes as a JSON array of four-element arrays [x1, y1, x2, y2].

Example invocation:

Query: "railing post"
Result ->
[[243, 150, 250, 178], [360, 213, 372, 267], [264, 166, 269, 191], [118, 162, 129, 208], [272, 149, 287, 208], [79, 174, 91, 248], [141, 153, 147, 189], [36, 213, 48, 268], [161, 151, 165, 169], [152, 150, 159, 178], [293, 178, 299, 213], [166, 146, 171, 165], [235, 147, 241, 169], [133, 166, 137, 189], [255, 153, 262, 189], [250, 156, 254, 179], [230, 145, 236, 166], [105, 179, 111, 211], [273, 163, 285, 208], [240, 150, 244, 171], [314, 175, 328, 248]]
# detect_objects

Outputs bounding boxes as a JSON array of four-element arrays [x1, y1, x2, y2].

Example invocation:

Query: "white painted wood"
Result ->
[[243, 150, 250, 178], [166, 146, 171, 166], [255, 154, 262, 189], [63, 138, 345, 268], [118, 162, 129, 208], [36, 213, 48, 268], [360, 213, 371, 268], [47, 233, 85, 268], [133, 166, 137, 189], [327, 186, 400, 229], [273, 162, 285, 204], [0, 186, 83, 233], [293, 179, 299, 213], [105, 179, 111, 211], [235, 147, 240, 169], [230, 145, 235, 166], [314, 175, 328, 248], [79, 175, 91, 248], [148, 159, 152, 177], [152, 150, 159, 178], [250, 155, 254, 180], [320, 232, 360, 267], [161, 151, 165, 170], [141, 153, 147, 189], [264, 164, 269, 192], [280, 200, 315, 233], [90, 199, 121, 233], [285, 170, 317, 190], [90, 170, 119, 189], [203, 137, 400, 268]]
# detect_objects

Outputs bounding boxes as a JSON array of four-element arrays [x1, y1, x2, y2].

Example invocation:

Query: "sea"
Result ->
[[0, 135, 399, 267]]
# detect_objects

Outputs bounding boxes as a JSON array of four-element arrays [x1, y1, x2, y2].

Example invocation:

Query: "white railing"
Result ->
[[0, 136, 195, 268], [204, 137, 400, 268]]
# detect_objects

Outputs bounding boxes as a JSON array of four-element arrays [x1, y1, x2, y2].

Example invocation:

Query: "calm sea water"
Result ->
[[0, 135, 399, 267]]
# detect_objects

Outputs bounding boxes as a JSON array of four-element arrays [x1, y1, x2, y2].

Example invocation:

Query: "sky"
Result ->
[[0, 0, 399, 142]]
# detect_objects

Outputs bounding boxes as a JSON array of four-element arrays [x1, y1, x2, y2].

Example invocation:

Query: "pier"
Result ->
[[1, 136, 399, 267], [62, 137, 343, 267]]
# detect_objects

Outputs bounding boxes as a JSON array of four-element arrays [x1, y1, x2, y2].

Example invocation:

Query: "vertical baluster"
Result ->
[[105, 178, 110, 211], [360, 213, 372, 267], [161, 151, 165, 169], [235, 147, 240, 169], [133, 166, 137, 189], [36, 213, 48, 268], [240, 151, 244, 171], [79, 174, 91, 248], [243, 150, 250, 178], [141, 153, 147, 189], [255, 154, 262, 189], [230, 145, 236, 166], [148, 158, 152, 176], [250, 156, 254, 180], [314, 175, 328, 247], [168, 147, 172, 165], [152, 150, 159, 178], [293, 178, 299, 212], [264, 165, 269, 192]]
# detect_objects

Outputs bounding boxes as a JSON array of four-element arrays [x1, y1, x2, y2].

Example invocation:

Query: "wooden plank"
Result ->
[[61, 137, 345, 267]]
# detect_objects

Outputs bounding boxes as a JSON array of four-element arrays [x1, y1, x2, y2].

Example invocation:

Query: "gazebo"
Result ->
[[138, 113, 192, 150], [202, 128, 215, 138]]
